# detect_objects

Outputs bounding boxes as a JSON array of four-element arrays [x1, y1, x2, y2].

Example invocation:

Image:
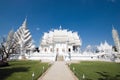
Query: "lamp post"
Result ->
[[32, 72, 34, 80], [66, 39, 69, 54], [52, 39, 56, 61], [82, 74, 85, 80], [67, 39, 71, 60], [53, 39, 54, 54], [43, 66, 45, 72]]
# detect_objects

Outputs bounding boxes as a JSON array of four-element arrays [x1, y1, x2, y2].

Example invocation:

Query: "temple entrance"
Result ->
[[55, 48, 64, 61], [54, 43, 66, 55], [55, 43, 66, 61]]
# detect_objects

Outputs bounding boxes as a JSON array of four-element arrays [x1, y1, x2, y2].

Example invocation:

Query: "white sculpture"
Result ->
[[14, 18, 35, 55], [97, 41, 112, 53], [85, 45, 92, 52], [112, 27, 120, 53]]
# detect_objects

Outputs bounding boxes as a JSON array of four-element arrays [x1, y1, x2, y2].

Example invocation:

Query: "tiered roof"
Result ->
[[40, 26, 82, 46]]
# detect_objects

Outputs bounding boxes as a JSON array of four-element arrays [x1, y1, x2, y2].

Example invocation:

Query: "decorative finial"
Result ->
[[112, 24, 115, 30], [59, 25, 62, 30], [22, 17, 27, 28], [24, 16, 27, 24], [105, 40, 107, 44]]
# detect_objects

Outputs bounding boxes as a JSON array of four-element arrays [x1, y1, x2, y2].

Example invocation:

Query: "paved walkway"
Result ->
[[38, 61, 78, 80]]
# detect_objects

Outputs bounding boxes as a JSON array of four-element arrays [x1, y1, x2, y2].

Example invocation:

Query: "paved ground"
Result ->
[[38, 61, 78, 80]]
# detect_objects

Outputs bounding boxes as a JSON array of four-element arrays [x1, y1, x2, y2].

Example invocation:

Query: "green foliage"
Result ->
[[0, 60, 50, 80], [70, 61, 120, 80]]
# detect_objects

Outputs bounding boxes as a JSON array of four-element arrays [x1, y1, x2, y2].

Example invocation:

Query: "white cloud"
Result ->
[[36, 27, 40, 31]]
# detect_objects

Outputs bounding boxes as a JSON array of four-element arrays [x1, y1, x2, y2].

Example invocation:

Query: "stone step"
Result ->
[[57, 56, 63, 61]]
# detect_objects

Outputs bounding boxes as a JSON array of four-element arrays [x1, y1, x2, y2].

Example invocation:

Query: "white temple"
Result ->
[[6, 19, 120, 62], [39, 26, 82, 55]]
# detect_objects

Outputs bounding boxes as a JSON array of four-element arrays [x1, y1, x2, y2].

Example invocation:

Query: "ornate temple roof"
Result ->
[[97, 41, 112, 51], [40, 26, 82, 46]]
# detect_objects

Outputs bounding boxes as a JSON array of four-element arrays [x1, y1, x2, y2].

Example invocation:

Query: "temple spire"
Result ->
[[59, 25, 62, 30], [22, 17, 27, 28], [112, 24, 115, 30]]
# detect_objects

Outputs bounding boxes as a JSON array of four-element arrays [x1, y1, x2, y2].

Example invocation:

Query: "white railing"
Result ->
[[28, 52, 56, 61], [63, 53, 98, 61], [9, 52, 56, 61], [8, 52, 120, 62]]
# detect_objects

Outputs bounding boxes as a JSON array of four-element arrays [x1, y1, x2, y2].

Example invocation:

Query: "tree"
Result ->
[[0, 30, 18, 63]]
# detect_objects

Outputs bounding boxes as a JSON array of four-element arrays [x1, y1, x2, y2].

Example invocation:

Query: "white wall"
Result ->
[[28, 52, 56, 61], [8, 52, 120, 62], [63, 53, 98, 61]]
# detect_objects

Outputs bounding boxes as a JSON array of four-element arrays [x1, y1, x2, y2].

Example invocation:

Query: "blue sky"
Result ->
[[0, 0, 120, 49]]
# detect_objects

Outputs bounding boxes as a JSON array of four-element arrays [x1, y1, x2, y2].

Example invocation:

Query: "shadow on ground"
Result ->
[[0, 67, 30, 80], [96, 72, 120, 80]]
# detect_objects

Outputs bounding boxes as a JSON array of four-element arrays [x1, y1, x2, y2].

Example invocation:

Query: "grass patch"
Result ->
[[70, 61, 120, 80], [0, 60, 50, 80]]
